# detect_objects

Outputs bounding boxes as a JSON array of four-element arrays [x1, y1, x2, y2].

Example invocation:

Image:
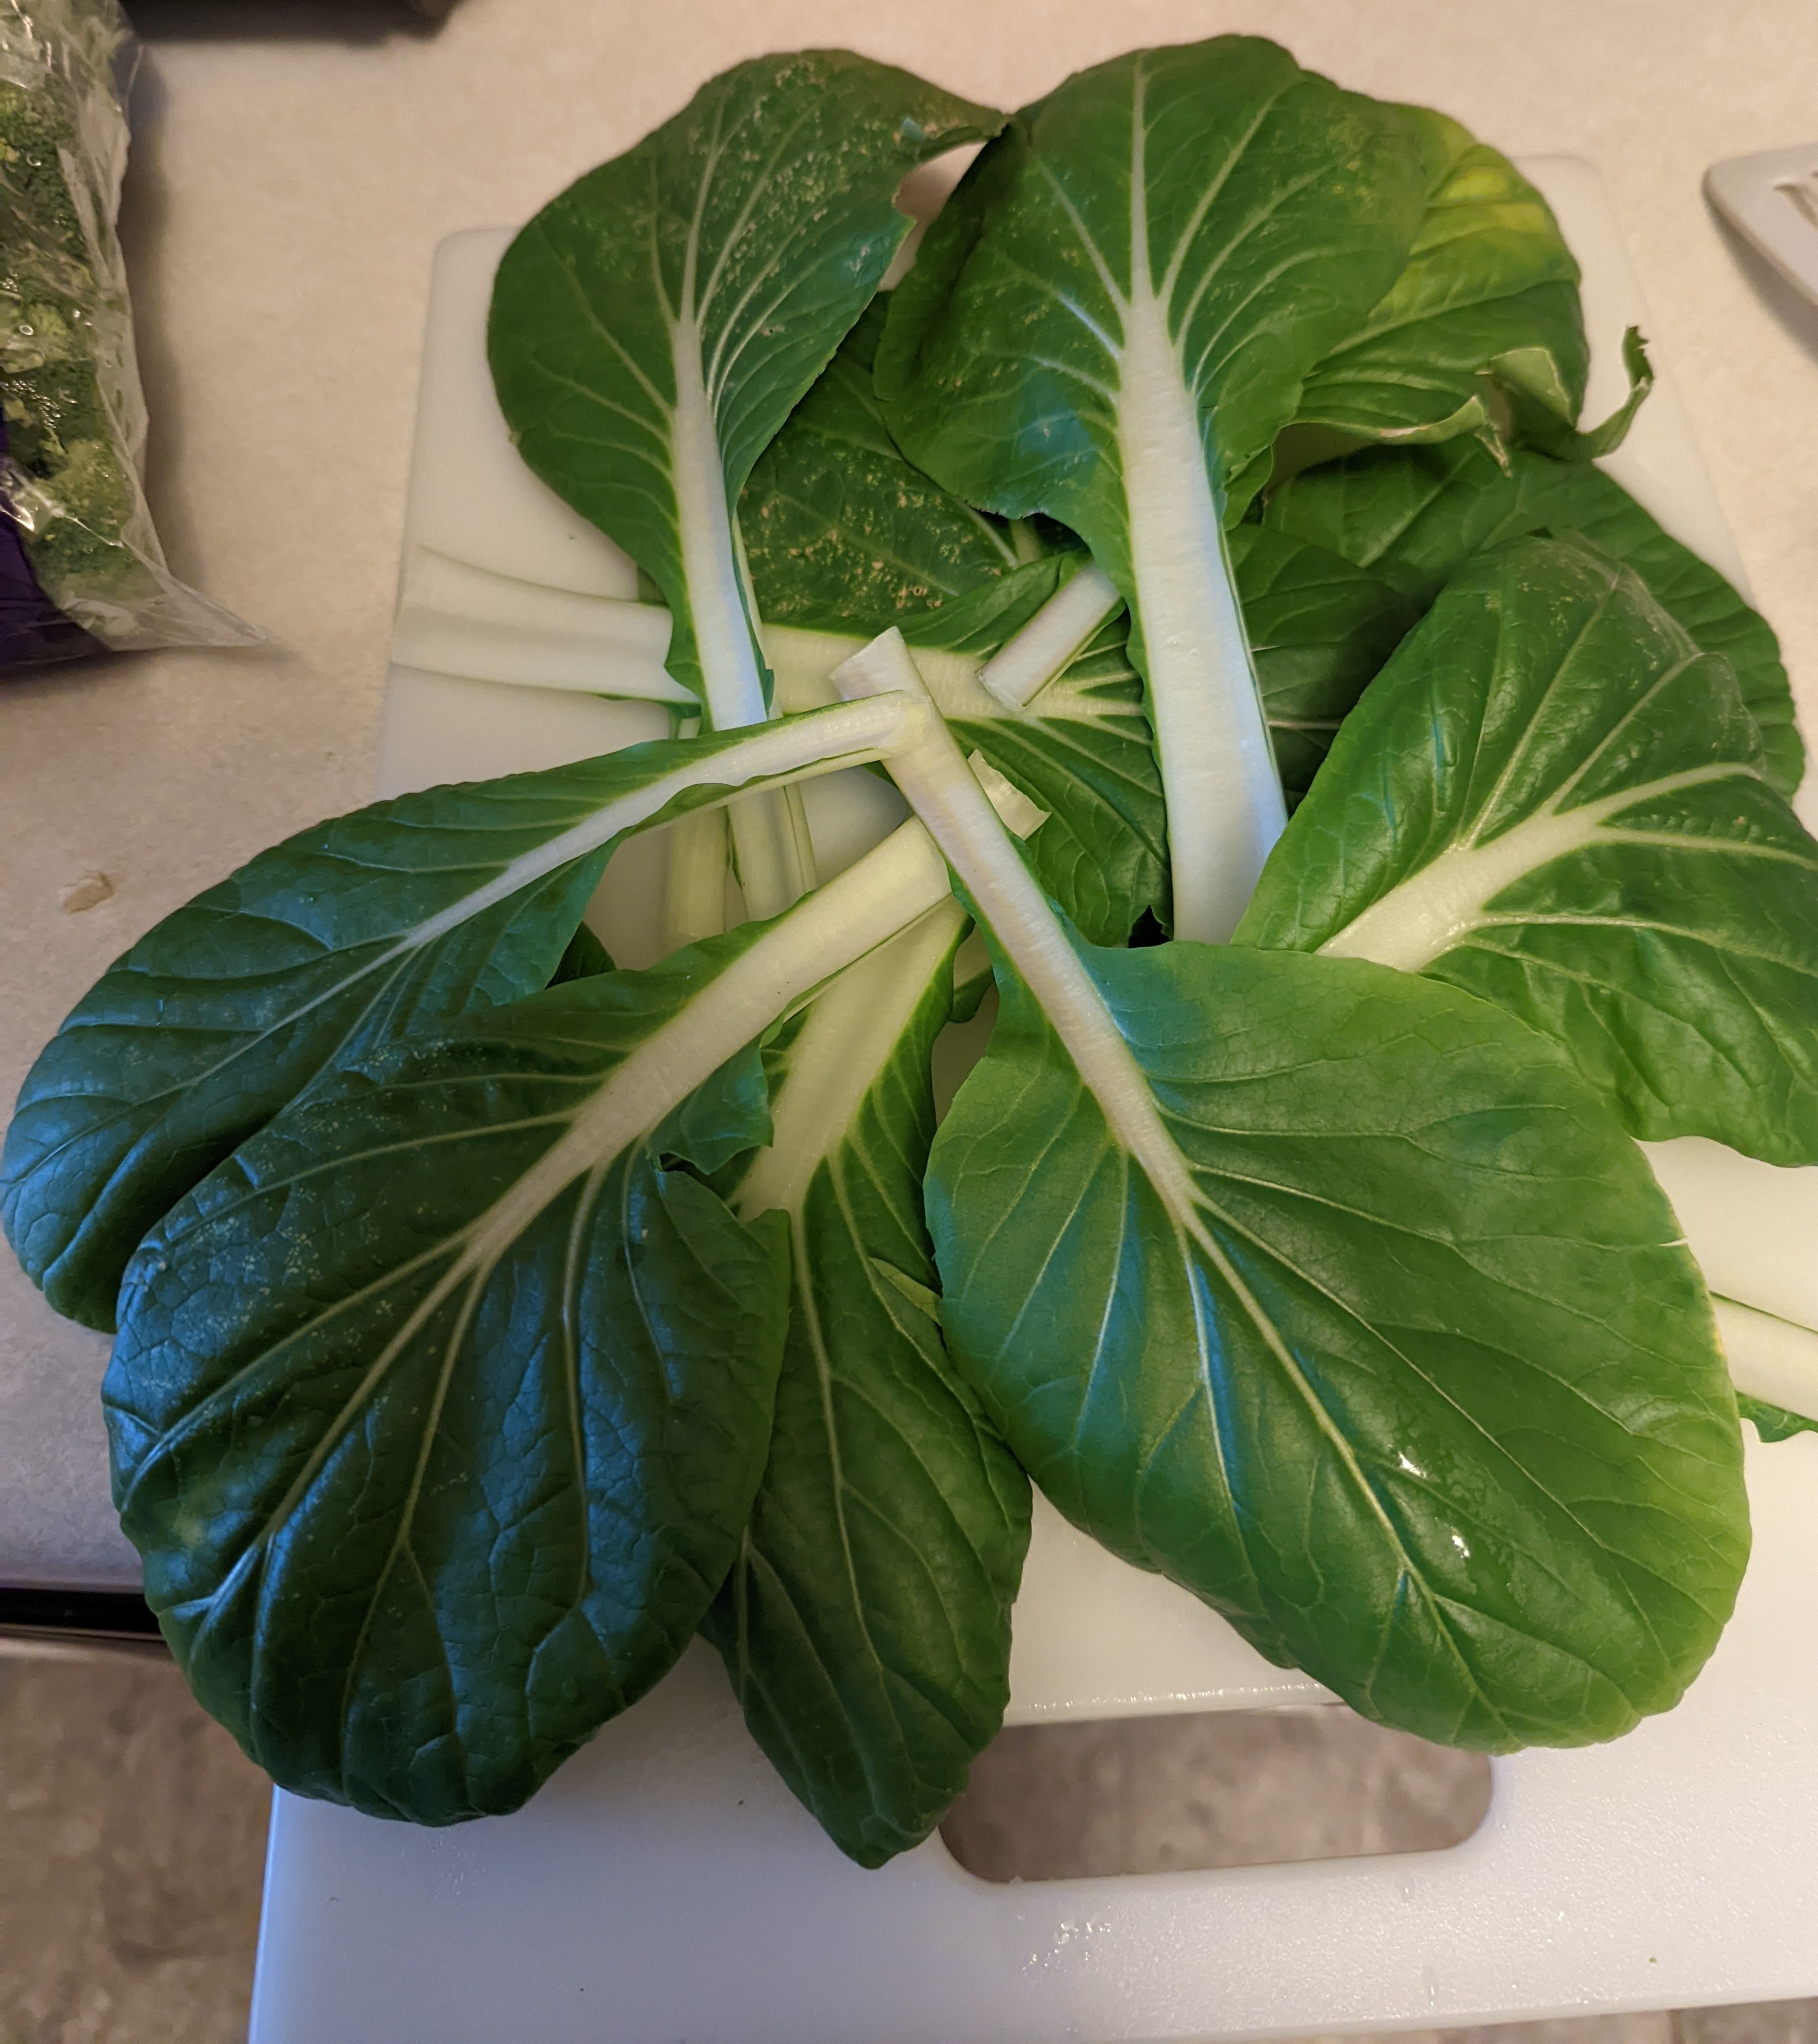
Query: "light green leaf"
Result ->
[[1, 697, 920, 1332], [1260, 436, 1804, 793], [705, 906, 1029, 1867], [1290, 111, 1587, 455], [488, 51, 1000, 732], [1236, 538, 1818, 1165], [875, 36, 1433, 940], [929, 934, 1746, 1746]]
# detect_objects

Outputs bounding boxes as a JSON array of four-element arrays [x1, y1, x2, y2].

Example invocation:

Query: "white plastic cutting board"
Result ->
[[252, 160, 1818, 2043]]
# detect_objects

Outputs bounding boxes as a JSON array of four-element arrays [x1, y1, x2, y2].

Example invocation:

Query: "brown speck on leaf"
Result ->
[[60, 870, 113, 913]]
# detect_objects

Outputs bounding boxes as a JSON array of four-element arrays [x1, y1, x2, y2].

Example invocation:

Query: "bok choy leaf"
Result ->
[[837, 625, 1749, 1749], [1236, 539, 1818, 1166], [705, 905, 1030, 1866], [1289, 112, 1588, 455], [104, 813, 966, 1824], [875, 37, 1435, 940], [487, 52, 1000, 912], [1261, 437, 1805, 794], [2, 697, 924, 1332]]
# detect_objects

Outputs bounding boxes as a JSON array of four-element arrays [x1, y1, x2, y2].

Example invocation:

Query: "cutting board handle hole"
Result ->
[[939, 1703, 1492, 1882]]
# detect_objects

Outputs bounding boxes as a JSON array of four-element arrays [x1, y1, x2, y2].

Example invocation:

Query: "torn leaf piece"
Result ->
[[1237, 539, 1818, 1166], [105, 814, 961, 1824], [839, 627, 1748, 1752]]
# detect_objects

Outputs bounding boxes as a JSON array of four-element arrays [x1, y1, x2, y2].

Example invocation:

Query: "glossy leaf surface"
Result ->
[[929, 934, 1748, 1747], [107, 946, 794, 1823]]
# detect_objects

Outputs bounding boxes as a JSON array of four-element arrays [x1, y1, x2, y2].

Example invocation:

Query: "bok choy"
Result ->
[[5, 36, 1810, 1871]]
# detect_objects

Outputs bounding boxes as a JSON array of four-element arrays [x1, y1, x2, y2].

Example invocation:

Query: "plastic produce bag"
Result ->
[[0, 0, 255, 668]]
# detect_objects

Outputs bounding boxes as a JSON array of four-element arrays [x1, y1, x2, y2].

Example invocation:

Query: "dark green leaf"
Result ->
[[1261, 436, 1804, 793], [106, 945, 795, 1823], [740, 299, 1029, 640], [875, 37, 1433, 938], [2, 701, 911, 1331], [1229, 524, 1420, 805], [706, 908, 1028, 1865], [930, 935, 1748, 1747], [488, 51, 1001, 724]]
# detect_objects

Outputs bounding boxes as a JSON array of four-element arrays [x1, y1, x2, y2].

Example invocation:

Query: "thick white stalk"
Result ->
[[736, 900, 968, 1219], [392, 548, 692, 703], [670, 318, 771, 732], [660, 804, 730, 954], [1318, 763, 1751, 972], [1715, 1297, 1818, 1425], [1116, 286, 1286, 943], [671, 320, 813, 918], [463, 816, 955, 1272], [978, 562, 1123, 710], [834, 630, 1203, 1225], [403, 694, 925, 957]]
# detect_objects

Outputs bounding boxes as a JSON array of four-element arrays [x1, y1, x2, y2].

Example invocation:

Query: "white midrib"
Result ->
[[670, 313, 769, 733], [669, 313, 813, 919], [73, 700, 924, 1148], [459, 818, 953, 1274], [1319, 762, 1755, 972], [1115, 285, 1287, 943]]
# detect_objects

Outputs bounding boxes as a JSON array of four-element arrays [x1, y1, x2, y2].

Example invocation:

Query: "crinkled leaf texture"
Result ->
[[1261, 437, 1804, 794], [1, 707, 901, 1332], [106, 945, 794, 1824], [487, 50, 1001, 712], [1236, 537, 1818, 1166], [928, 935, 1748, 1748], [741, 299, 1030, 640], [705, 909, 1029, 1866]]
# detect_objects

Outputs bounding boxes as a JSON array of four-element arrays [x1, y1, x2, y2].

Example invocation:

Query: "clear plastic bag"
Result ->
[[0, 0, 257, 668]]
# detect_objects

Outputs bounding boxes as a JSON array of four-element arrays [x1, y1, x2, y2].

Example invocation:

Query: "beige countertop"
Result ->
[[4, 0, 1816, 1586]]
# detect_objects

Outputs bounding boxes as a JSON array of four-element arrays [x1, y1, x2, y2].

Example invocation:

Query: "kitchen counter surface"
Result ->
[[5, 0, 1817, 1587]]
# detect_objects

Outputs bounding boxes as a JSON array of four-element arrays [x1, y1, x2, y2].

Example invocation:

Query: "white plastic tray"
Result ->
[[250, 160, 1818, 2043]]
